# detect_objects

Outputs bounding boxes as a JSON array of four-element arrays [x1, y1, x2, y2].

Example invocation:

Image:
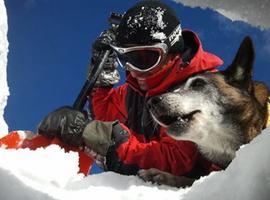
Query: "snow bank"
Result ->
[[0, 0, 9, 136], [0, 145, 181, 200], [173, 0, 270, 29], [0, 127, 269, 200]]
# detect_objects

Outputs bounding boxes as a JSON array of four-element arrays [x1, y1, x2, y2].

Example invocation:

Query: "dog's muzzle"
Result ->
[[147, 96, 201, 127]]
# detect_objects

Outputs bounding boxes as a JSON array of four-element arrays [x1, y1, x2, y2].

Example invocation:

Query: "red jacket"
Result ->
[[90, 30, 223, 177]]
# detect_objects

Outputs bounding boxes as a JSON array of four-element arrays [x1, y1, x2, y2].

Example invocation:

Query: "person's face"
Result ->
[[129, 55, 172, 91]]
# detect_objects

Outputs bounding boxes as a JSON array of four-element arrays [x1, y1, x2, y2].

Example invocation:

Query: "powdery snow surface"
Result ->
[[0, 127, 269, 200], [0, 0, 9, 136], [0, 145, 182, 200], [173, 0, 270, 29]]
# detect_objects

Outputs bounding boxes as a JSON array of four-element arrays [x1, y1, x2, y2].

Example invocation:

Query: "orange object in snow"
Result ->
[[0, 131, 93, 176]]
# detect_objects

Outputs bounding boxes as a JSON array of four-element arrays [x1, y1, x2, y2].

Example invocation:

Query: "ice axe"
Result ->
[[73, 12, 123, 112], [72, 49, 111, 111]]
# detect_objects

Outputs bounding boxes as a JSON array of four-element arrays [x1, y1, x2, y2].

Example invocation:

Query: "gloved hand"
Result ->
[[92, 29, 115, 52], [81, 120, 117, 156], [81, 120, 129, 169], [37, 106, 87, 147], [89, 29, 120, 87], [38, 107, 129, 169]]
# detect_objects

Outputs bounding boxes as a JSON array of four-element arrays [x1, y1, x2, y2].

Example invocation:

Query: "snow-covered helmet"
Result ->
[[115, 0, 184, 54]]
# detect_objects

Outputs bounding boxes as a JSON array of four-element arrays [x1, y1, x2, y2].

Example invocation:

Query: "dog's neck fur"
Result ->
[[196, 126, 242, 168], [178, 114, 243, 168]]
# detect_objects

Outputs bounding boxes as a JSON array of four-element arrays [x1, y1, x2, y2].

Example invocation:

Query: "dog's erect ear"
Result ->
[[253, 82, 269, 107], [224, 36, 254, 90]]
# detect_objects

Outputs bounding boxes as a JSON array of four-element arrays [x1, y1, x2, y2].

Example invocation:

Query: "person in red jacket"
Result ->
[[38, 0, 223, 180]]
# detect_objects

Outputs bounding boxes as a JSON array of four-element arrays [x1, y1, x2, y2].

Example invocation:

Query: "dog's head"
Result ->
[[148, 37, 269, 166]]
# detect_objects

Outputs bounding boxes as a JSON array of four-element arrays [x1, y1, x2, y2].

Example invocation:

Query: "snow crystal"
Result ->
[[155, 7, 167, 30], [151, 32, 167, 40]]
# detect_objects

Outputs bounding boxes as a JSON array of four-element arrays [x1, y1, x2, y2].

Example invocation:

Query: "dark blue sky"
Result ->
[[4, 0, 270, 132]]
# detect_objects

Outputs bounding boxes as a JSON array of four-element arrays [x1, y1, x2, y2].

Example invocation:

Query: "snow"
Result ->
[[126, 5, 170, 41], [173, 0, 270, 29], [0, 145, 181, 200], [151, 32, 167, 41], [1, 0, 270, 199], [0, 127, 269, 200], [0, 0, 9, 136]]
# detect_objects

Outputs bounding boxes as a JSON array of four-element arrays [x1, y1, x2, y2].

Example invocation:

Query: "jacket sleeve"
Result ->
[[106, 123, 200, 176], [90, 84, 128, 123]]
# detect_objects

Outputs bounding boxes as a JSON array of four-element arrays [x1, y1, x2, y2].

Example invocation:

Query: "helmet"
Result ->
[[115, 0, 184, 54]]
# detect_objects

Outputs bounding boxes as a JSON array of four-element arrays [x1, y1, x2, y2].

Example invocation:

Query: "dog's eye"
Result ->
[[189, 78, 207, 89]]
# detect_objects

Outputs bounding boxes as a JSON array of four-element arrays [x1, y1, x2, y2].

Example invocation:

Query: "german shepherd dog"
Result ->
[[138, 37, 269, 187]]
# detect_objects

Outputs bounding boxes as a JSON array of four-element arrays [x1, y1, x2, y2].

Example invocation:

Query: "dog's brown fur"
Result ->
[[212, 75, 268, 143], [138, 37, 269, 188]]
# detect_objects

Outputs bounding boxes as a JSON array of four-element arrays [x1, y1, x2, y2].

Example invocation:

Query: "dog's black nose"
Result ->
[[147, 96, 162, 109]]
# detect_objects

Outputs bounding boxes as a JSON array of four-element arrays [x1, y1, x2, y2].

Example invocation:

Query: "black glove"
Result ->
[[38, 106, 129, 170], [92, 29, 115, 53], [38, 106, 87, 147], [89, 29, 120, 87]]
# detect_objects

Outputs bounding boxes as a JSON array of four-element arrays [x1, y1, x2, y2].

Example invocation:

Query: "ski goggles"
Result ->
[[110, 43, 169, 73], [110, 24, 182, 73]]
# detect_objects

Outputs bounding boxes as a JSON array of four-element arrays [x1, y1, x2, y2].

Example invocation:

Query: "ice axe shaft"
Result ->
[[73, 50, 111, 111], [73, 12, 122, 111]]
